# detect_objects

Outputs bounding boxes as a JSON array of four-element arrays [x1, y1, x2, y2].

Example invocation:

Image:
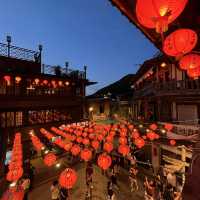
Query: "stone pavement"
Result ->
[[29, 159, 145, 200]]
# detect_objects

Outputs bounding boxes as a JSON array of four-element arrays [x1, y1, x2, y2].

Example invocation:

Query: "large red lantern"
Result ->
[[136, 0, 188, 33], [169, 139, 176, 146], [44, 153, 57, 167], [71, 144, 81, 156], [118, 145, 130, 156], [135, 137, 145, 149], [164, 123, 173, 131], [147, 132, 156, 141], [6, 168, 23, 182], [97, 153, 112, 170], [132, 132, 140, 139], [119, 137, 127, 145], [82, 138, 90, 146], [64, 143, 72, 151], [59, 168, 77, 189], [163, 29, 197, 57], [80, 149, 92, 162], [179, 54, 200, 71], [103, 142, 113, 153]]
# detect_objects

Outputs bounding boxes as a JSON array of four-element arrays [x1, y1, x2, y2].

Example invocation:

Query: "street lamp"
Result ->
[[89, 107, 94, 112]]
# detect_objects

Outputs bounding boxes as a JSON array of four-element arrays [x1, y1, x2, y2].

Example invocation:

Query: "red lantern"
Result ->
[[187, 66, 200, 78], [150, 123, 157, 131], [71, 145, 81, 156], [82, 138, 90, 146], [3, 75, 11, 85], [135, 137, 145, 149], [136, 0, 188, 33], [118, 145, 130, 157], [64, 142, 72, 151], [15, 76, 22, 84], [147, 132, 156, 141], [91, 140, 100, 150], [106, 135, 113, 142], [6, 168, 23, 182], [169, 139, 176, 146], [103, 142, 113, 153], [43, 80, 48, 85], [119, 137, 127, 145], [163, 29, 197, 57], [179, 54, 200, 71], [97, 134, 104, 141], [76, 137, 83, 143], [132, 132, 140, 139], [80, 149, 92, 162], [164, 123, 173, 131], [97, 153, 112, 170], [44, 153, 56, 166], [59, 168, 77, 189]]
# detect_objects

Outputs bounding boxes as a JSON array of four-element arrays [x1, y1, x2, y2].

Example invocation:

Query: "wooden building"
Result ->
[[0, 38, 94, 175]]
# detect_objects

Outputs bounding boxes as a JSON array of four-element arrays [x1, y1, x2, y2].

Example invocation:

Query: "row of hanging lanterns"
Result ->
[[136, 0, 200, 78], [30, 133, 45, 152], [6, 133, 23, 182]]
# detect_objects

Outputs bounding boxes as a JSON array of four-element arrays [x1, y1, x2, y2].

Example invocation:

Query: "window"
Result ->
[[16, 112, 23, 127], [0, 112, 6, 128], [6, 112, 15, 127], [99, 104, 104, 114]]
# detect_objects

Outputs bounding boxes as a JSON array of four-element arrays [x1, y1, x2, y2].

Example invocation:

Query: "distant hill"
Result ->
[[88, 74, 136, 98]]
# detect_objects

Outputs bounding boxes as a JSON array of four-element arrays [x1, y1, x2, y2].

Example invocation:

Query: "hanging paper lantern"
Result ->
[[136, 0, 188, 33], [97, 153, 112, 170], [106, 135, 113, 143], [59, 168, 77, 189], [119, 137, 127, 145], [76, 137, 83, 144], [179, 54, 200, 71], [147, 132, 156, 141], [128, 124, 134, 130], [103, 142, 113, 153], [58, 81, 63, 86], [149, 123, 157, 131], [82, 132, 88, 138], [6, 167, 23, 182], [164, 123, 173, 131], [187, 66, 200, 78], [169, 139, 176, 146], [163, 29, 197, 57], [91, 140, 100, 150], [135, 137, 145, 149], [80, 149, 92, 162], [44, 153, 56, 167], [43, 80, 48, 85], [97, 134, 104, 141], [82, 138, 90, 146], [132, 132, 140, 139], [71, 144, 81, 156], [15, 76, 22, 84], [118, 145, 130, 156], [64, 142, 72, 151], [3, 75, 11, 85]]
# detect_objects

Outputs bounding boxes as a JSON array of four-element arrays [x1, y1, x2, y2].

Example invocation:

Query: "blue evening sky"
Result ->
[[0, 0, 157, 94]]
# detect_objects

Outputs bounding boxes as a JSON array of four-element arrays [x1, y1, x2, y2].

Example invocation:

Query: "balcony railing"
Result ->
[[0, 42, 40, 62], [134, 79, 200, 97], [42, 64, 86, 79]]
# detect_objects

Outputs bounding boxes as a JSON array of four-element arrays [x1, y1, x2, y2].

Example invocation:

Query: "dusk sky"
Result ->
[[0, 0, 157, 94]]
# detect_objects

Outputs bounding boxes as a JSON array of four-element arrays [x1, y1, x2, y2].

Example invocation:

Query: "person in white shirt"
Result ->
[[50, 180, 60, 200]]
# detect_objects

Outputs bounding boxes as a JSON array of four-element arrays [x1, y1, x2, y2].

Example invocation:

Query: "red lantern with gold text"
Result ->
[[80, 149, 92, 162], [170, 139, 176, 146], [71, 144, 81, 156], [59, 168, 77, 189], [163, 29, 197, 58], [97, 153, 112, 170], [179, 54, 200, 71], [118, 145, 130, 157], [136, 0, 188, 33], [164, 123, 173, 132], [135, 137, 145, 149], [103, 142, 113, 153], [44, 153, 56, 167]]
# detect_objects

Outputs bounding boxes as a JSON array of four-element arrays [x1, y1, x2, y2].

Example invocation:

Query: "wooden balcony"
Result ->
[[134, 79, 200, 98]]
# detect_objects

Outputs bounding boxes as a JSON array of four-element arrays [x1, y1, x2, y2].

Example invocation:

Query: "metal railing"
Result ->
[[42, 64, 86, 79], [0, 42, 40, 62], [134, 79, 200, 97]]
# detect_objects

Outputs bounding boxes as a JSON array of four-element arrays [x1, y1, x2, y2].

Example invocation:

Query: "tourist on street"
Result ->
[[163, 184, 174, 200], [50, 180, 60, 200], [144, 176, 156, 200], [21, 175, 31, 200], [111, 171, 119, 191], [60, 187, 69, 200], [107, 181, 115, 200], [155, 174, 163, 199], [129, 166, 139, 192]]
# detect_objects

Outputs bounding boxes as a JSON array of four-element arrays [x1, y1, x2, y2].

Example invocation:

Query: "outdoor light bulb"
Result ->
[[133, 129, 137, 132], [10, 182, 17, 187], [41, 147, 45, 150], [29, 130, 34, 136], [161, 62, 167, 67], [139, 124, 143, 128], [56, 163, 61, 168], [146, 129, 150, 133], [89, 107, 93, 112], [45, 150, 49, 154], [161, 129, 166, 133]]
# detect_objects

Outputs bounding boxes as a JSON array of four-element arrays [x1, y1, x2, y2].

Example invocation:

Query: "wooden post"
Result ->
[[181, 146, 186, 186]]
